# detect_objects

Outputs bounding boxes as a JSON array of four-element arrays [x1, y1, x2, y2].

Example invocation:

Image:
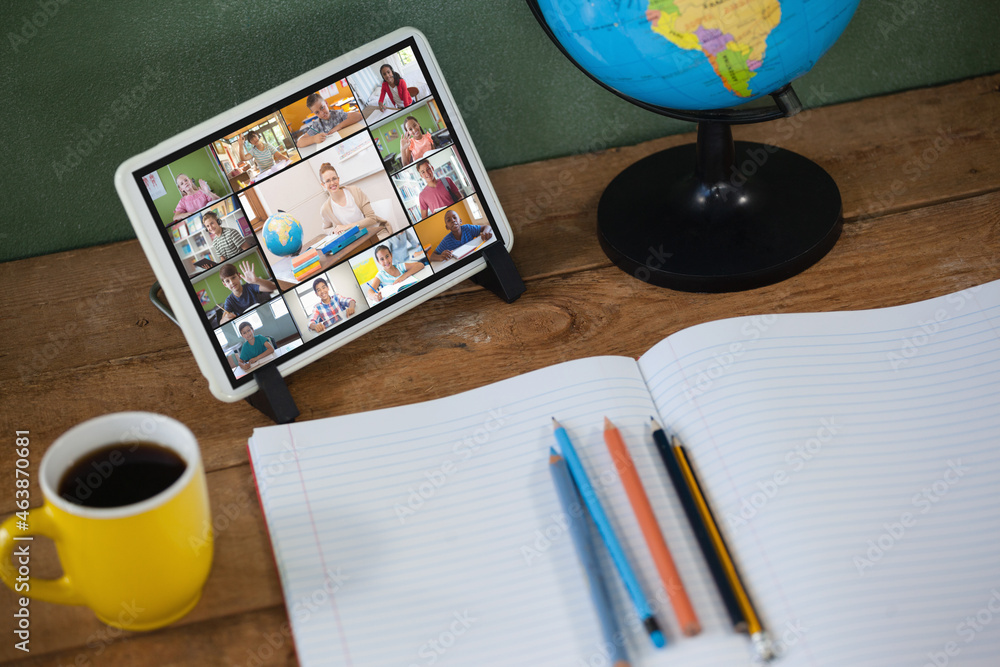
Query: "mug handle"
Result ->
[[0, 505, 84, 605]]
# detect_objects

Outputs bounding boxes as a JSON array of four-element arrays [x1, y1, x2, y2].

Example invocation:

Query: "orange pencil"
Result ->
[[604, 417, 701, 636]]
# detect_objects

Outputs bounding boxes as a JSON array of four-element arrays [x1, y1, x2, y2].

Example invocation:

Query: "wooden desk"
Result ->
[[1, 74, 999, 666]]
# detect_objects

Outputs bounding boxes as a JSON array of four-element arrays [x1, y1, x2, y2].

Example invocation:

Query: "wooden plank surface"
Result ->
[[0, 74, 998, 665]]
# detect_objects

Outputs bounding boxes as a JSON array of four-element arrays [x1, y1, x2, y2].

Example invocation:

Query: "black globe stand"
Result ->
[[524, 1, 845, 293], [598, 120, 843, 292]]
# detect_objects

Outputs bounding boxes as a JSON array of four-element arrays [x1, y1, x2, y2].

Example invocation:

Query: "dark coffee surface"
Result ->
[[57, 442, 187, 508]]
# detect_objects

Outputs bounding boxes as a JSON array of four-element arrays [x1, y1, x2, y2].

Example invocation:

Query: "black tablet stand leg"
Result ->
[[470, 243, 526, 303], [245, 364, 299, 424], [149, 281, 300, 423]]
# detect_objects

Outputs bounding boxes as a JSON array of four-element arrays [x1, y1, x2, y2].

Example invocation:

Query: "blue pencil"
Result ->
[[552, 418, 666, 648], [549, 449, 631, 667]]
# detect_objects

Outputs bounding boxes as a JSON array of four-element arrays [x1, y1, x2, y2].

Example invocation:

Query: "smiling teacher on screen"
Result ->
[[317, 163, 388, 234]]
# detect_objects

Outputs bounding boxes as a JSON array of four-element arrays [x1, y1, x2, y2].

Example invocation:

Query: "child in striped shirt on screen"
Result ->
[[240, 130, 289, 171], [203, 211, 251, 261], [308, 278, 357, 333]]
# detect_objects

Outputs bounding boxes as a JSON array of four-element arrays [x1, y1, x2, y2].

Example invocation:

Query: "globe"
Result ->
[[531, 0, 860, 112], [261, 212, 303, 257], [527, 0, 861, 293]]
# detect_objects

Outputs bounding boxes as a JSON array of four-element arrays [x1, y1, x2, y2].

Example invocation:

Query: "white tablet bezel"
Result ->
[[115, 27, 514, 403]]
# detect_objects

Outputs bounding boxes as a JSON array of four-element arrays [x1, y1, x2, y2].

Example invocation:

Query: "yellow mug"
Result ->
[[0, 412, 213, 631]]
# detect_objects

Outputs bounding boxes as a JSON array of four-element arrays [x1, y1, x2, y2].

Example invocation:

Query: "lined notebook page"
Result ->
[[249, 356, 754, 666], [640, 280, 1000, 666]]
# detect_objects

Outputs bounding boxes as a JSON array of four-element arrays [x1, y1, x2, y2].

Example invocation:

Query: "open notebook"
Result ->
[[248, 280, 1000, 666], [449, 237, 485, 260]]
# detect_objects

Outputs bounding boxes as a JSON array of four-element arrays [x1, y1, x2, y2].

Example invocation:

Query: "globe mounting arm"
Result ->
[[613, 84, 801, 124]]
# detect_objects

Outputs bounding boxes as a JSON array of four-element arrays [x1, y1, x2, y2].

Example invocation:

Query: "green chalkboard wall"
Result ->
[[1, 0, 997, 262]]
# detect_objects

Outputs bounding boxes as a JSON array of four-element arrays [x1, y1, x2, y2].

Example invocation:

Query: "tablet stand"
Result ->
[[470, 243, 526, 303], [149, 281, 179, 326], [150, 281, 300, 423], [245, 364, 300, 424]]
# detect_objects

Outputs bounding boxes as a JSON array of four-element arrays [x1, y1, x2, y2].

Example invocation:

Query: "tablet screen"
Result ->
[[131, 37, 503, 388]]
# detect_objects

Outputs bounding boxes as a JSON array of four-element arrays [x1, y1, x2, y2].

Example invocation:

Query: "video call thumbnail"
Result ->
[[191, 248, 277, 329], [211, 112, 301, 192], [348, 229, 432, 307], [411, 195, 495, 272], [286, 263, 370, 343], [369, 97, 452, 174], [242, 133, 410, 288], [280, 81, 366, 158], [391, 146, 474, 224], [219, 296, 304, 379], [347, 47, 431, 123], [143, 146, 233, 227], [169, 196, 256, 278]]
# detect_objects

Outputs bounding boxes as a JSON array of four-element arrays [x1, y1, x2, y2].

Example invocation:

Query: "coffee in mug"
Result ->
[[57, 442, 187, 508]]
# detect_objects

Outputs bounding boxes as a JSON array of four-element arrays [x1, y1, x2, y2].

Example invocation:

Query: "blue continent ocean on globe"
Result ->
[[535, 0, 860, 111], [261, 212, 304, 257]]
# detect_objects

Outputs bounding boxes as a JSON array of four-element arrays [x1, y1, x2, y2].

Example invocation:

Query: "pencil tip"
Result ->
[[551, 417, 561, 429], [650, 416, 663, 430], [752, 632, 775, 661], [644, 617, 666, 647], [548, 446, 562, 463], [604, 416, 614, 429]]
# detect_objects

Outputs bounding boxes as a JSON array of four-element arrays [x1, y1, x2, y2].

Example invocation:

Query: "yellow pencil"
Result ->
[[673, 439, 774, 660]]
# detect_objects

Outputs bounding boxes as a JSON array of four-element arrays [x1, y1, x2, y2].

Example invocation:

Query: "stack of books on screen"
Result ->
[[312, 226, 365, 255], [291, 248, 322, 281], [247, 280, 1000, 666]]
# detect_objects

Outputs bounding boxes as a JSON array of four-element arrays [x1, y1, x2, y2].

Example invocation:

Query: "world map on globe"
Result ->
[[261, 212, 303, 257], [534, 0, 860, 111]]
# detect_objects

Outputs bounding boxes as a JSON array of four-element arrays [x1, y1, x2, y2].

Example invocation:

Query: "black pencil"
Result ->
[[650, 418, 746, 631]]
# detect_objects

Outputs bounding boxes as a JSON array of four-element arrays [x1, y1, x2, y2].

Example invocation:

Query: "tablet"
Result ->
[[115, 28, 514, 402]]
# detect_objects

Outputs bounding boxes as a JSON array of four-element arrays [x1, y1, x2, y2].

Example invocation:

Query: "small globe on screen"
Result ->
[[533, 0, 860, 111], [261, 212, 304, 257]]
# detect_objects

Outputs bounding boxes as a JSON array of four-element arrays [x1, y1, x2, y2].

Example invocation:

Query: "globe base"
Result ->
[[597, 129, 842, 292]]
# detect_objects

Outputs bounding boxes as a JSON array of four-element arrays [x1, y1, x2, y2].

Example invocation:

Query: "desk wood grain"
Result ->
[[1, 74, 998, 666]]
